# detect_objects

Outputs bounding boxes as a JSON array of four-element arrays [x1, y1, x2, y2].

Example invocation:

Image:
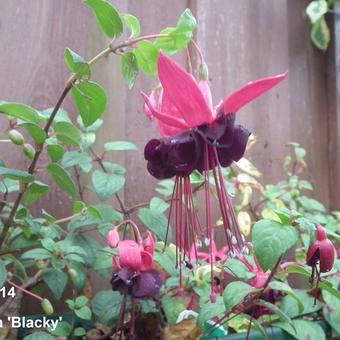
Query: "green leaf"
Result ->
[[161, 295, 186, 325], [64, 48, 90, 78], [0, 166, 34, 183], [280, 289, 322, 318], [138, 207, 171, 241], [122, 14, 141, 37], [269, 281, 304, 314], [42, 268, 68, 300], [306, 0, 328, 24], [47, 144, 64, 162], [53, 121, 82, 146], [23, 181, 50, 205], [319, 280, 340, 300], [154, 9, 197, 55], [23, 332, 56, 340], [73, 327, 86, 336], [223, 281, 256, 311], [298, 196, 325, 212], [75, 295, 88, 308], [120, 52, 139, 89], [49, 321, 72, 336], [92, 170, 125, 201], [257, 299, 293, 324], [276, 319, 325, 340], [19, 123, 46, 143], [150, 197, 169, 215], [75, 305, 92, 320], [198, 296, 225, 324], [21, 248, 52, 261], [62, 151, 92, 173], [311, 17, 330, 51], [47, 163, 76, 198], [85, 0, 123, 38], [285, 264, 311, 277], [104, 140, 138, 151], [134, 40, 159, 76], [0, 102, 41, 124], [92, 290, 122, 325], [0, 259, 7, 288], [224, 258, 255, 281], [252, 219, 299, 271], [72, 81, 107, 127]]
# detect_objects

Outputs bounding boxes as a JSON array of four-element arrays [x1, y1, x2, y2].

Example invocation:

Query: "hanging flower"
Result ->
[[108, 220, 163, 299], [307, 225, 335, 274], [142, 52, 287, 301]]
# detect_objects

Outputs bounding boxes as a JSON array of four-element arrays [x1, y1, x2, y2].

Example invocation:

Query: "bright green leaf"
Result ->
[[42, 268, 68, 300], [122, 13, 141, 37], [92, 170, 125, 201], [150, 197, 169, 215], [161, 295, 186, 325], [47, 144, 64, 163], [134, 40, 159, 76], [198, 296, 225, 324], [21, 248, 52, 261], [104, 140, 138, 151], [53, 121, 82, 146], [223, 281, 256, 311], [276, 319, 325, 340], [23, 181, 50, 205], [75, 305, 92, 320], [0, 167, 34, 183], [252, 219, 299, 271], [0, 102, 41, 124], [92, 290, 122, 325], [19, 123, 46, 144], [64, 48, 90, 78], [306, 0, 328, 24], [120, 52, 139, 89], [311, 17, 330, 51], [85, 0, 123, 38], [72, 81, 107, 127], [62, 151, 92, 173], [47, 163, 76, 198]]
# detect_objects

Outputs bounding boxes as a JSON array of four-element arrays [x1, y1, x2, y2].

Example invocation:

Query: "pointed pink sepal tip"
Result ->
[[223, 71, 288, 114]]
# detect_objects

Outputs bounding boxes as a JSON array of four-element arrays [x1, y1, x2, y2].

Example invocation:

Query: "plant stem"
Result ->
[[7, 280, 44, 302]]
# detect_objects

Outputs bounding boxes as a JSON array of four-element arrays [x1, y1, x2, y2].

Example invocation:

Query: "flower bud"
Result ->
[[41, 298, 54, 315], [8, 129, 24, 145], [23, 143, 35, 160], [307, 225, 335, 272], [198, 62, 209, 80], [35, 260, 48, 270], [107, 229, 120, 248]]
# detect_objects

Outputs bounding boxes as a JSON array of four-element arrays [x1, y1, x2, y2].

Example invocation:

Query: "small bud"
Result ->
[[198, 62, 209, 80], [68, 268, 78, 282], [35, 260, 47, 270], [41, 298, 54, 315], [8, 129, 24, 145], [23, 143, 35, 160], [307, 225, 335, 273], [107, 229, 120, 248]]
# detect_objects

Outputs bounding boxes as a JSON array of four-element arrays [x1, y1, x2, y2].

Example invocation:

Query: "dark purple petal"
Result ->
[[164, 131, 201, 176], [111, 268, 138, 295], [147, 159, 176, 180], [228, 124, 251, 161], [132, 270, 163, 298], [144, 139, 161, 161], [215, 114, 236, 148]]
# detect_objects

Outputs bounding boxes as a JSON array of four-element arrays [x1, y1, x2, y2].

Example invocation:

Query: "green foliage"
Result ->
[[252, 219, 299, 271], [85, 0, 123, 38], [64, 48, 90, 78], [120, 52, 139, 89], [223, 281, 256, 311], [0, 259, 6, 288], [92, 170, 125, 201], [47, 163, 76, 198], [72, 81, 107, 127], [134, 40, 159, 76]]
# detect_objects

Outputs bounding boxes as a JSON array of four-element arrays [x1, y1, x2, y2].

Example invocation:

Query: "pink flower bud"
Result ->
[[107, 229, 120, 248], [307, 225, 335, 273]]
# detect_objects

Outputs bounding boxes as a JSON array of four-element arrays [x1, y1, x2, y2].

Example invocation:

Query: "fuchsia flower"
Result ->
[[142, 52, 287, 301], [108, 220, 162, 299], [307, 225, 335, 273], [189, 240, 228, 263]]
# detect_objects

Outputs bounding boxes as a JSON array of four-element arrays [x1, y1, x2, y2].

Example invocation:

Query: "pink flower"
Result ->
[[143, 52, 287, 138], [189, 240, 228, 263], [307, 225, 335, 273], [107, 221, 155, 272]]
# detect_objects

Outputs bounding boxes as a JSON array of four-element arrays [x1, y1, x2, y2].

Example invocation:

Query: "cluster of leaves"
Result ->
[[305, 0, 340, 51]]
